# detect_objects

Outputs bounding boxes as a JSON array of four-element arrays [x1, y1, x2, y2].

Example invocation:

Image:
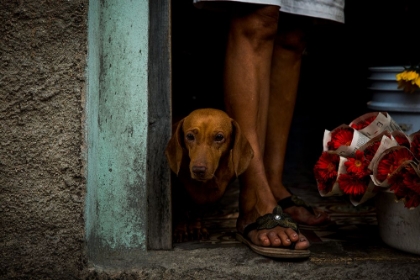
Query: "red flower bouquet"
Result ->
[[313, 151, 346, 196], [338, 149, 378, 205], [350, 115, 377, 131], [371, 146, 415, 187], [337, 150, 372, 200], [327, 126, 354, 150], [343, 150, 371, 179], [349, 112, 402, 138], [360, 132, 399, 171], [388, 161, 420, 209], [392, 131, 410, 148], [315, 111, 420, 209], [409, 130, 420, 160], [338, 173, 370, 196], [323, 124, 370, 157]]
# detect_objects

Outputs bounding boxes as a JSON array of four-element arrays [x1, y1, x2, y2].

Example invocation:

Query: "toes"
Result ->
[[255, 231, 271, 246], [294, 234, 310, 250], [276, 230, 292, 246], [267, 231, 282, 246], [249, 227, 308, 249], [284, 228, 299, 242]]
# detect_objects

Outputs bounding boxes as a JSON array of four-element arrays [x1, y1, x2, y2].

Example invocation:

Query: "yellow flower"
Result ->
[[406, 70, 419, 81], [396, 69, 420, 93], [415, 77, 420, 87], [396, 70, 418, 82]]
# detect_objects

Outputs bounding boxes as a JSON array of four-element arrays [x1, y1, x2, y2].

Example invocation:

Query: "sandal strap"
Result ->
[[278, 195, 315, 215], [243, 206, 299, 240]]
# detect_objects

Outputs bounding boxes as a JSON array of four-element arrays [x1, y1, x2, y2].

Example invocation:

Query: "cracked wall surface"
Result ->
[[1, 0, 89, 278]]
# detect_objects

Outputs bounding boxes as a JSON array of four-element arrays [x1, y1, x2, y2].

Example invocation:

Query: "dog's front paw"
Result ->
[[188, 218, 209, 241], [173, 222, 189, 243], [173, 218, 209, 242]]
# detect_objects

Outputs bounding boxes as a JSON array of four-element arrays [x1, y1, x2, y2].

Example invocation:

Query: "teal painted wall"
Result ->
[[86, 0, 149, 254]]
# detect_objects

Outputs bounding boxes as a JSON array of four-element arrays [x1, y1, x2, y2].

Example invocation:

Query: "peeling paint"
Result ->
[[86, 0, 149, 256]]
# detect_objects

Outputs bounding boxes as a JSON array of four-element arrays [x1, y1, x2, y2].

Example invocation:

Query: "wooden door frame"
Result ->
[[147, 0, 172, 250]]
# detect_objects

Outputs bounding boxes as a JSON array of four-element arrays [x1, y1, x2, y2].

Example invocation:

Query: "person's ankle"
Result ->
[[272, 187, 291, 201]]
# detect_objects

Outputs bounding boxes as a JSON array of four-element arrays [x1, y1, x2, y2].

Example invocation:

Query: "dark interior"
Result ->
[[171, 0, 420, 185]]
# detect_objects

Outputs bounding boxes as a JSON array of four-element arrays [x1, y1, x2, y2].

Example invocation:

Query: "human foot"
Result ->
[[236, 206, 310, 258], [278, 195, 333, 229]]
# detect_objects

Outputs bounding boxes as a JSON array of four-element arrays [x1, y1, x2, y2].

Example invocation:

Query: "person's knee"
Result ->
[[231, 5, 279, 45], [276, 29, 307, 54]]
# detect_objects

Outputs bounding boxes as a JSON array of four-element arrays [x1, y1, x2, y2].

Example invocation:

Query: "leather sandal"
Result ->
[[235, 206, 310, 259]]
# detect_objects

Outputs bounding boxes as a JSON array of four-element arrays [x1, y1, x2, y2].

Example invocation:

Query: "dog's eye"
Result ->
[[214, 134, 224, 142], [186, 133, 195, 141]]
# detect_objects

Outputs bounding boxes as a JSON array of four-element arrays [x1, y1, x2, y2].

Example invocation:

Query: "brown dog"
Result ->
[[165, 108, 254, 242]]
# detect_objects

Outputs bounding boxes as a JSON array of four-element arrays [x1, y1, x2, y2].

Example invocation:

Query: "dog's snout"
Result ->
[[192, 165, 207, 177]]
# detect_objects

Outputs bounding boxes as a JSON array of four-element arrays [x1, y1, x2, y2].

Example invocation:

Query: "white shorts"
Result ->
[[193, 0, 345, 23]]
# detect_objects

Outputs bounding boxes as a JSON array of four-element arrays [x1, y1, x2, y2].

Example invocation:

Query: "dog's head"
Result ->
[[165, 108, 253, 182]]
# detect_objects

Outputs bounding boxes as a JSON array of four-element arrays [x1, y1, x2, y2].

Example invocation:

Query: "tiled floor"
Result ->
[[172, 150, 420, 267], [174, 178, 379, 249]]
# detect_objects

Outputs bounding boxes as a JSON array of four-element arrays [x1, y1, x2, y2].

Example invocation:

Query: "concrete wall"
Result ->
[[1, 0, 171, 277], [1, 0, 88, 278]]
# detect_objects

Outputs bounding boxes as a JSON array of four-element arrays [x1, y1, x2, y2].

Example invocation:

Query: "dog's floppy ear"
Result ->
[[165, 119, 185, 175], [230, 119, 254, 176]]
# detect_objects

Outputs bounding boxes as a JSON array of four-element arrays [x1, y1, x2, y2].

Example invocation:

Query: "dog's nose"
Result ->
[[192, 166, 207, 177]]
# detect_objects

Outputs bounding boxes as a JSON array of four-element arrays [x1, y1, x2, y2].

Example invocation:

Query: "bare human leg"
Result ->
[[264, 14, 330, 226], [224, 3, 309, 250]]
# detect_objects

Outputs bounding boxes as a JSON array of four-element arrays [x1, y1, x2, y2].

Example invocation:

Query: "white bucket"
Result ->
[[375, 191, 420, 255], [367, 66, 420, 135]]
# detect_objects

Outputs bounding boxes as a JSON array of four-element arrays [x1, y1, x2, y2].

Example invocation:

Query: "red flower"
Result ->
[[404, 194, 420, 209], [350, 115, 376, 130], [403, 169, 420, 193], [327, 127, 354, 150], [313, 152, 340, 182], [362, 132, 392, 162], [363, 140, 382, 162], [314, 152, 341, 194], [388, 170, 407, 198], [390, 163, 420, 208], [376, 147, 415, 183], [410, 133, 420, 160], [344, 150, 371, 178], [392, 132, 410, 148], [337, 173, 370, 196], [316, 178, 337, 193]]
